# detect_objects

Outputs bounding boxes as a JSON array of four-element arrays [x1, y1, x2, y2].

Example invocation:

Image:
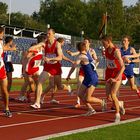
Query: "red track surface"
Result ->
[[0, 88, 140, 140]]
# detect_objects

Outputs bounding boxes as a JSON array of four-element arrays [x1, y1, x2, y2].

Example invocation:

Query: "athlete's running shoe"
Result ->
[[17, 95, 27, 102], [50, 99, 60, 104], [26, 91, 32, 103], [102, 99, 107, 112], [74, 103, 81, 108], [115, 113, 121, 123], [40, 95, 45, 104], [30, 103, 40, 109], [84, 109, 96, 116], [67, 85, 73, 95], [137, 91, 140, 98], [111, 107, 116, 110], [4, 110, 12, 118], [119, 101, 125, 115]]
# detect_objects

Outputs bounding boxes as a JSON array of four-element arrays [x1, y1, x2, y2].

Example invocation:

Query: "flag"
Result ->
[[99, 13, 108, 38]]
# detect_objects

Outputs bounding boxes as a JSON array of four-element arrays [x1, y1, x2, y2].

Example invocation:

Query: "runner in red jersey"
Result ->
[[101, 35, 125, 122], [30, 28, 66, 109], [0, 27, 12, 117], [40, 37, 74, 104], [17, 36, 45, 102]]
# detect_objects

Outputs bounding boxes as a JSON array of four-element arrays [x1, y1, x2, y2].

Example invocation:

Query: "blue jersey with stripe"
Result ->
[[120, 47, 134, 78], [81, 52, 98, 87]]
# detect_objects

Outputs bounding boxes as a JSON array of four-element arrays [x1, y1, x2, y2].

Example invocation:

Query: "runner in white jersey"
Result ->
[[17, 35, 45, 102]]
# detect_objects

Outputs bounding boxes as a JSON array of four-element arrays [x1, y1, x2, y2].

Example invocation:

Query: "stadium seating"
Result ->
[[11, 37, 106, 68]]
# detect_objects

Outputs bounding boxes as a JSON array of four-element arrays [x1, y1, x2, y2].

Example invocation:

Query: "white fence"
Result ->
[[12, 64, 77, 79]]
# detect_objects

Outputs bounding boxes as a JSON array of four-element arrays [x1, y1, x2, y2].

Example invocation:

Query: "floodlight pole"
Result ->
[[81, 30, 84, 41], [8, 0, 11, 25], [105, 12, 107, 35]]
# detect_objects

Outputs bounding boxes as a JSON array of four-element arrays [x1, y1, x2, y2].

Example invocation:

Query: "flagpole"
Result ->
[[9, 0, 11, 25], [105, 12, 107, 35]]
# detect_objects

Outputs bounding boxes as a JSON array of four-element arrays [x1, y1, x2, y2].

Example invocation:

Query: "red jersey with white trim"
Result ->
[[105, 46, 121, 70], [26, 50, 43, 75], [105, 46, 122, 80], [43, 39, 62, 75], [0, 41, 6, 79]]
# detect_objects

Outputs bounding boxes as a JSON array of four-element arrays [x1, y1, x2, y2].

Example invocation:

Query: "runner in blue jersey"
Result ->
[[3, 36, 16, 93], [67, 38, 99, 108], [67, 42, 106, 116], [120, 36, 140, 97]]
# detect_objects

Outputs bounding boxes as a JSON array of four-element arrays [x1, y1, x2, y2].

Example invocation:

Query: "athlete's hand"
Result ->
[[44, 57, 51, 62], [66, 77, 71, 81], [12, 43, 17, 50], [123, 56, 131, 64], [66, 50, 72, 56], [71, 61, 75, 64], [107, 78, 117, 83]]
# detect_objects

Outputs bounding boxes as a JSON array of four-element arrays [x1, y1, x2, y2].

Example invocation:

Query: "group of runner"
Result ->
[[0, 26, 140, 122]]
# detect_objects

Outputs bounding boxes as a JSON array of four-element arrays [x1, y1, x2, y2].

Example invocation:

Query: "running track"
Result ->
[[0, 88, 140, 140]]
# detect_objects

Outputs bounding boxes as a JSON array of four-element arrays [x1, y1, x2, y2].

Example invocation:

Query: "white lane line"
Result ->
[[10, 89, 134, 96], [0, 106, 140, 129], [8, 94, 140, 106], [6, 98, 140, 115], [17, 112, 60, 118], [30, 117, 140, 140]]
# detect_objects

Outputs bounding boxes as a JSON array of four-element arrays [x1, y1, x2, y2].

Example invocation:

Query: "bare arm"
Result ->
[[67, 56, 81, 79], [67, 50, 80, 56], [48, 42, 63, 61], [62, 55, 74, 64], [3, 44, 16, 51], [90, 48, 99, 66], [29, 42, 45, 51], [123, 54, 140, 58], [114, 49, 125, 81], [90, 49, 98, 60], [123, 48, 140, 63], [131, 47, 139, 62]]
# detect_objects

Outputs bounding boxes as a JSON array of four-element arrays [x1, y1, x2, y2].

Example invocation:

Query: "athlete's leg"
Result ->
[[0, 78, 9, 110], [75, 75, 84, 107], [111, 81, 121, 114], [32, 73, 39, 100], [78, 84, 87, 104], [34, 71, 49, 105], [128, 76, 139, 93], [19, 73, 29, 98], [26, 76, 36, 102], [6, 72, 12, 92], [28, 76, 36, 92], [86, 85, 103, 104], [105, 82, 112, 101]]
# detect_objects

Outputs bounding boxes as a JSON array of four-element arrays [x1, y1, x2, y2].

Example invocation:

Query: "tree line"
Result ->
[[0, 0, 140, 44]]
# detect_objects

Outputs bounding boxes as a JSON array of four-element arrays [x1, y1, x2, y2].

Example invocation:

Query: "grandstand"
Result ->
[[11, 36, 106, 68], [1, 24, 106, 68]]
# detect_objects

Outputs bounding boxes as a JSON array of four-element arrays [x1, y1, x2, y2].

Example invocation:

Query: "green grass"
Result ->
[[11, 78, 105, 91], [50, 121, 140, 140]]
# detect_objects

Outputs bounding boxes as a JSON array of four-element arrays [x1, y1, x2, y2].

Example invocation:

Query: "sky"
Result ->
[[0, 0, 138, 15]]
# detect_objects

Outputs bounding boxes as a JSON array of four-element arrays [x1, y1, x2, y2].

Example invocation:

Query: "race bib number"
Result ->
[[34, 60, 41, 67], [0, 57, 3, 68], [106, 59, 117, 69], [45, 53, 57, 64], [7, 54, 12, 62], [91, 61, 96, 71]]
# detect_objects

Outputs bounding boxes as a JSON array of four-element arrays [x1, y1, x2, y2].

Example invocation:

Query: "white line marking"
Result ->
[[8, 94, 140, 106], [8, 98, 140, 115], [0, 106, 140, 129], [30, 117, 140, 140]]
